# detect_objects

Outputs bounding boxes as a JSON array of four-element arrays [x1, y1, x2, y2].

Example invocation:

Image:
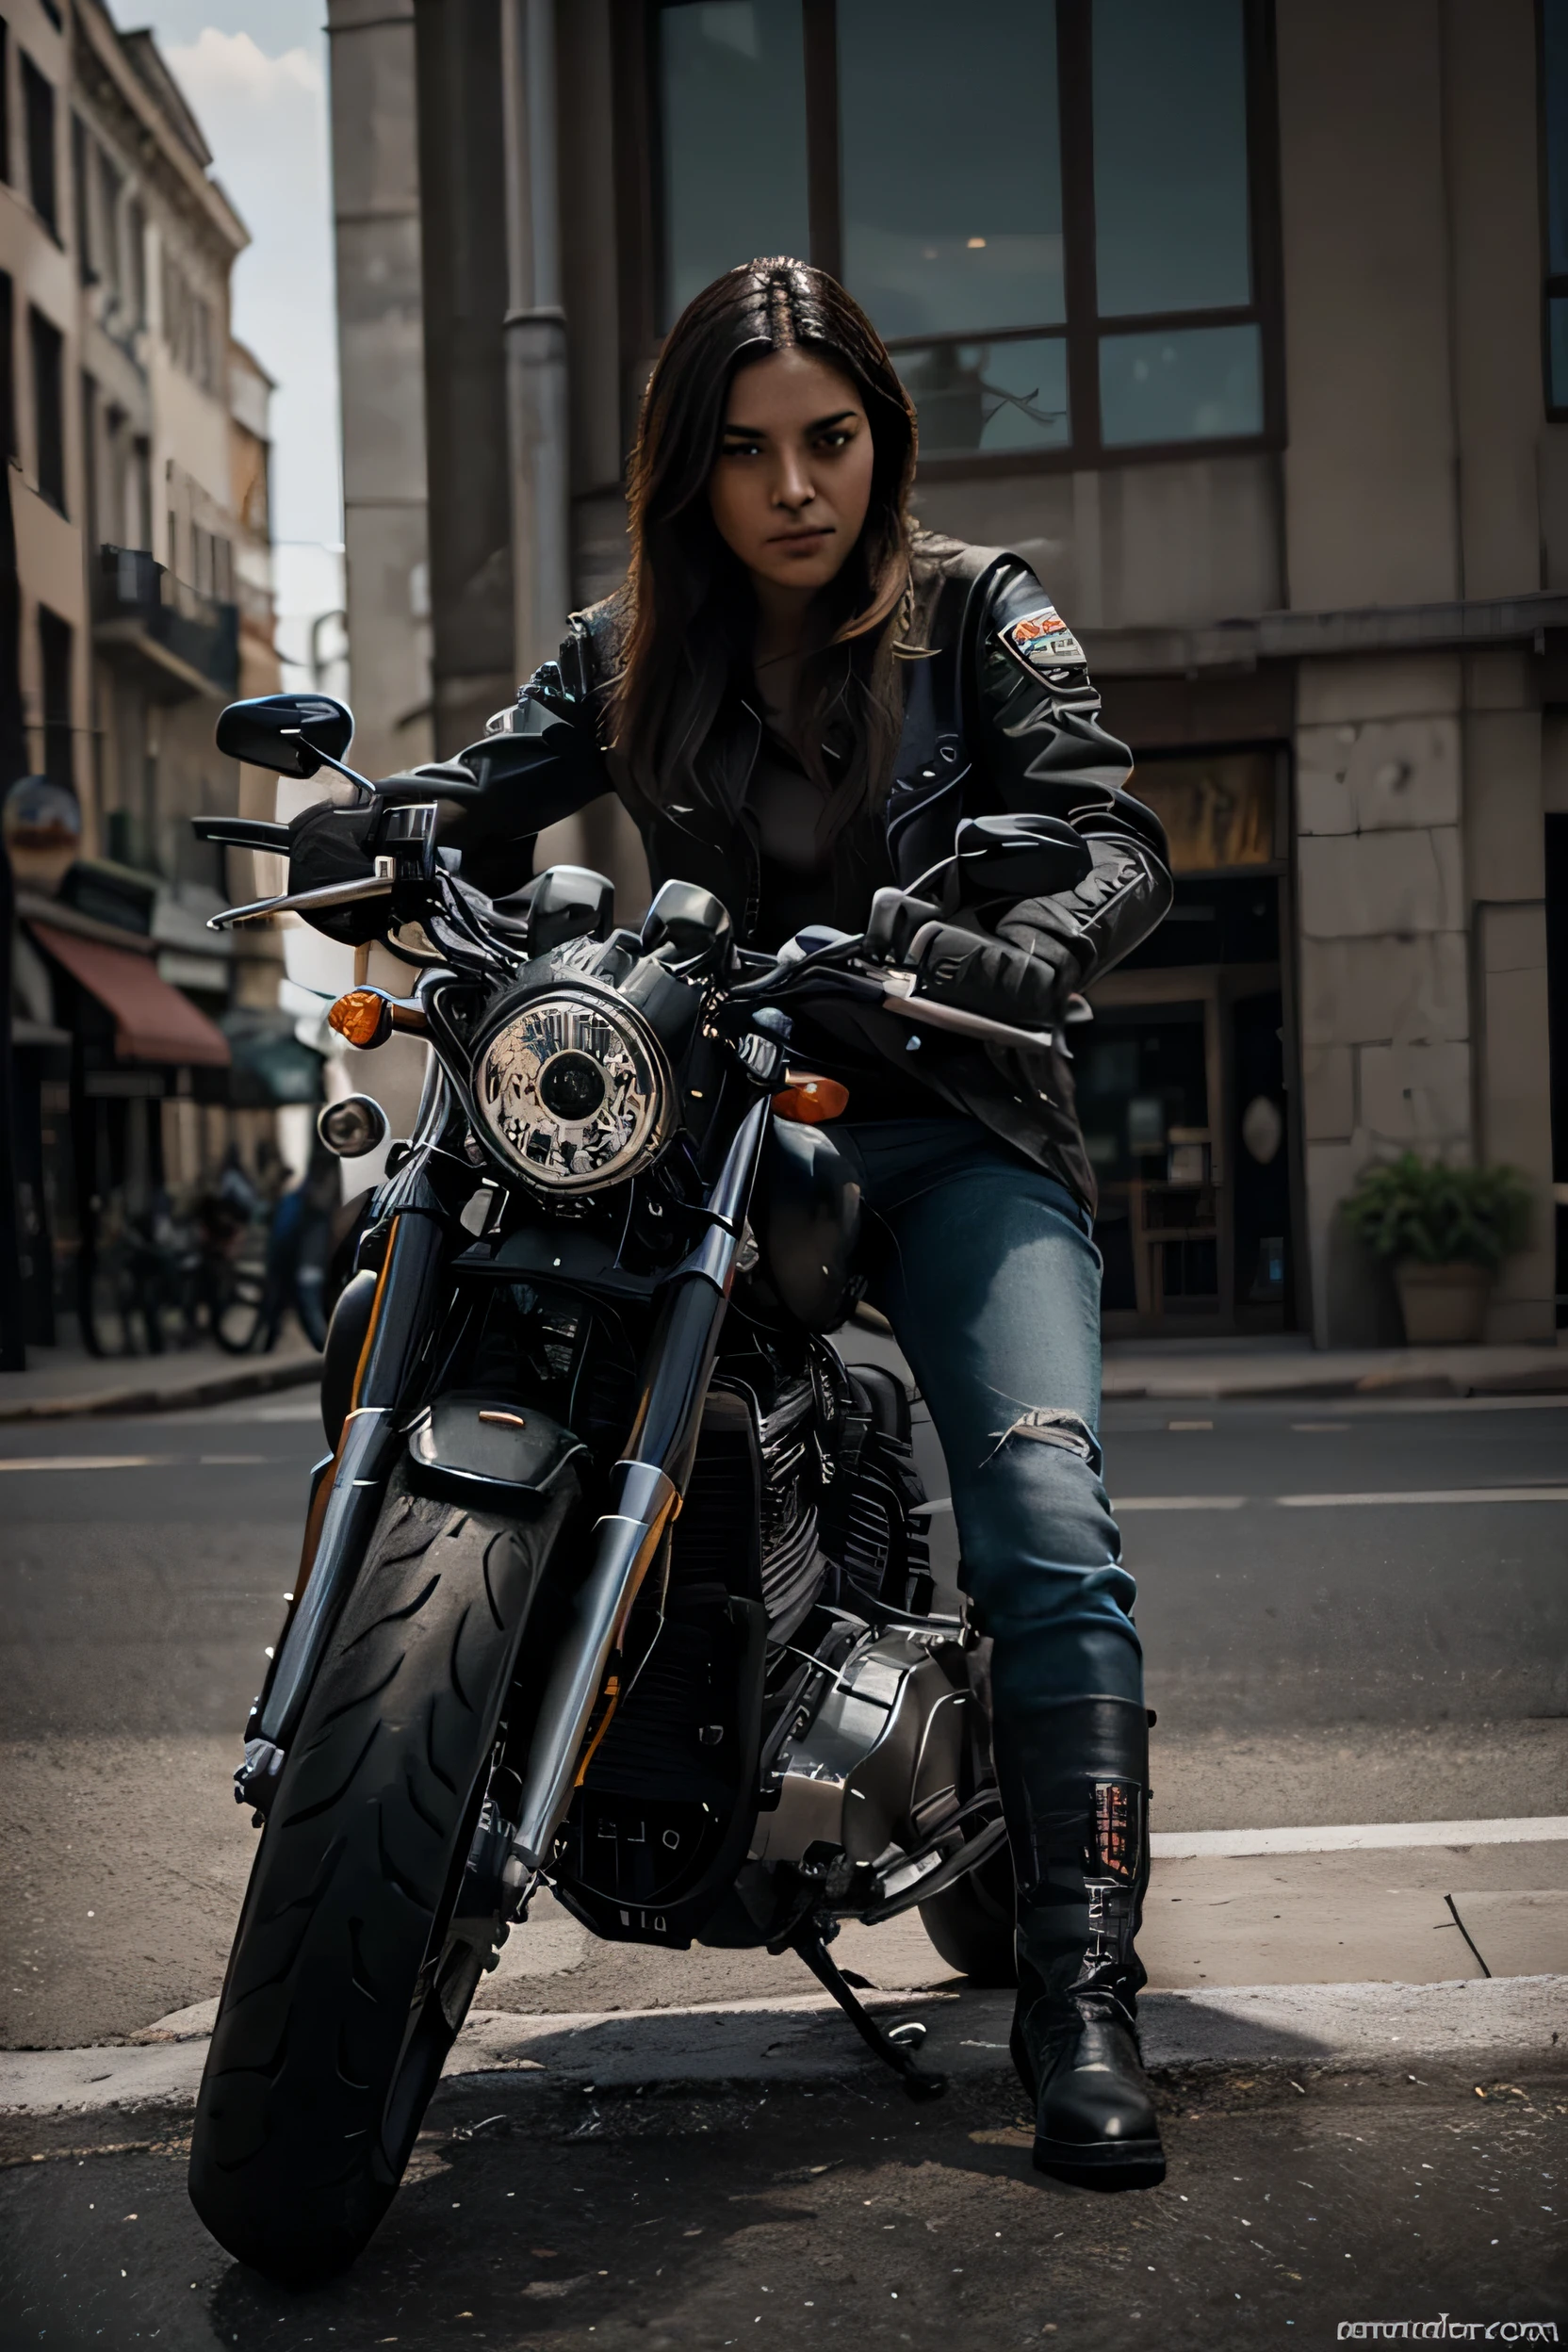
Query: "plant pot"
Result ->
[[1393, 1259, 1492, 1347]]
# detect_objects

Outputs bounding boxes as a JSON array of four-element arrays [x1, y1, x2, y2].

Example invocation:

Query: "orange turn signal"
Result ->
[[328, 988, 393, 1050], [773, 1074, 850, 1124]]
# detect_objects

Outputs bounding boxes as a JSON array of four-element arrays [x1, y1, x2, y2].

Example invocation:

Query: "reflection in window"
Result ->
[[897, 335, 1069, 457], [838, 0, 1063, 340], [659, 1, 808, 327], [1100, 322, 1261, 447], [1092, 0, 1251, 318]]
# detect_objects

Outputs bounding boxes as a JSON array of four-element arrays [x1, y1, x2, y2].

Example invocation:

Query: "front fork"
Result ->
[[510, 1094, 772, 1868], [237, 1066, 465, 1806]]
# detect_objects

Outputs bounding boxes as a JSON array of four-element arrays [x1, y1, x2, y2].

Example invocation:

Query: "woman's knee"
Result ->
[[957, 1428, 1118, 1572]]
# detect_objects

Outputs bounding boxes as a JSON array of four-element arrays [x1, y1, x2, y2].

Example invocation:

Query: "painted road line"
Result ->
[[0, 1452, 284, 1471], [1107, 1487, 1568, 1511], [0, 1454, 168, 1472], [1152, 1816, 1568, 1860], [1114, 1494, 1248, 1511], [1276, 1486, 1568, 1507]]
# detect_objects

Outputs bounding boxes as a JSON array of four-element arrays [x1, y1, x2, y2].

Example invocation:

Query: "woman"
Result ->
[[473, 259, 1173, 2188]]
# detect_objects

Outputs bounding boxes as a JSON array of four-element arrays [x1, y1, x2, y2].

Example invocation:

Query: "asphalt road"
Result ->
[[2, 1387, 1565, 2050], [2, 1385, 1565, 2346], [8, 1387, 1568, 1740], [4, 2062, 1565, 2352]]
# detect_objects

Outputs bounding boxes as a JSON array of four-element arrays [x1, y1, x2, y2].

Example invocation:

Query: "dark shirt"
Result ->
[[745, 720, 956, 1121]]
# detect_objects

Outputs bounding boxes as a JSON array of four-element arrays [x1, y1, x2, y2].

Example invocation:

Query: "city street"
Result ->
[[2, 1382, 1565, 2344], [4, 1386, 1567, 2044]]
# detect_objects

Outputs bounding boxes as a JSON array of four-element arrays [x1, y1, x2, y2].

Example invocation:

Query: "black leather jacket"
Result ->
[[508, 532, 1171, 1210], [332, 532, 1169, 1209]]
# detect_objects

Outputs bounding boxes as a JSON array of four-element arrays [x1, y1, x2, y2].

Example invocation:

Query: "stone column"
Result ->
[[412, 0, 514, 756], [1296, 655, 1473, 1345], [327, 0, 433, 782]]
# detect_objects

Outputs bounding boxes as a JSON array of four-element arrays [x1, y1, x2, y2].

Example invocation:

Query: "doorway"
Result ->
[[1082, 848, 1299, 1337]]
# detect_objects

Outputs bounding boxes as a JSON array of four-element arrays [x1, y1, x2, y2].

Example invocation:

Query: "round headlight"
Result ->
[[473, 988, 670, 1191]]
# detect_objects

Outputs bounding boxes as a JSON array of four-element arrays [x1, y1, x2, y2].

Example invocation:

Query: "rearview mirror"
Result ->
[[216, 694, 355, 780], [949, 813, 1091, 907], [640, 879, 733, 972]]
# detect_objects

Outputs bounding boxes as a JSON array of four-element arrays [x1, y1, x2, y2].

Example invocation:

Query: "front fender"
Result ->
[[753, 1117, 864, 1331]]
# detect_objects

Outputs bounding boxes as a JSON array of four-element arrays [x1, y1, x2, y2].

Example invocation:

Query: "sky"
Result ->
[[111, 2, 345, 668]]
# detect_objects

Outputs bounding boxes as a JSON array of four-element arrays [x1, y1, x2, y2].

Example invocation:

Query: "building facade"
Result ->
[[3, 0, 292, 1354], [329, 0, 1568, 1348]]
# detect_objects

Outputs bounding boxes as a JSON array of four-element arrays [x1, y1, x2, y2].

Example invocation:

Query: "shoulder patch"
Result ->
[[996, 604, 1086, 678]]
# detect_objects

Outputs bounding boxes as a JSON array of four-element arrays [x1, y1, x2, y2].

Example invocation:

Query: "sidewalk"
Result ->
[[0, 1329, 321, 1422], [5, 1323, 1563, 1421], [1101, 1331, 1568, 1400]]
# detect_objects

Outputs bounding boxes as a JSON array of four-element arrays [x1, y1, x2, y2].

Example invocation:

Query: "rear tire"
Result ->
[[188, 1468, 579, 2282], [920, 1839, 1018, 1986]]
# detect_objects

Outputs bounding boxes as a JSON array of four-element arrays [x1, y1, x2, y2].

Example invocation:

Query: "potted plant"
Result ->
[[1340, 1152, 1530, 1346]]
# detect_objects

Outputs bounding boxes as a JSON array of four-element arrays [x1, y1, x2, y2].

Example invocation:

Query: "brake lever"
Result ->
[[208, 874, 392, 929], [730, 934, 1057, 1057]]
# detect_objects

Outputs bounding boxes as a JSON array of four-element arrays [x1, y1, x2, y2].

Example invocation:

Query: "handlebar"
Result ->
[[734, 932, 1057, 1058], [201, 834, 1058, 1056]]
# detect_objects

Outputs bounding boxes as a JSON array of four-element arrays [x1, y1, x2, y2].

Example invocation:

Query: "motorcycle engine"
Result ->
[[747, 1619, 975, 1914]]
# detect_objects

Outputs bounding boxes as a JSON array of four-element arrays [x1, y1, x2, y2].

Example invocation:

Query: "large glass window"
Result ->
[[659, 2, 809, 323], [838, 0, 1064, 342], [1092, 0, 1251, 316], [1543, 0, 1568, 412], [652, 0, 1274, 465]]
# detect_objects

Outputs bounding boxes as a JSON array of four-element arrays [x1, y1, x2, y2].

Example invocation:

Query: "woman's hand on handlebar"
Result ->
[[906, 915, 1082, 1029]]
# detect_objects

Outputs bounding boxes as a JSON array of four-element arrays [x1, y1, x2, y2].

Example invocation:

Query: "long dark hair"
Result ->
[[610, 259, 917, 831]]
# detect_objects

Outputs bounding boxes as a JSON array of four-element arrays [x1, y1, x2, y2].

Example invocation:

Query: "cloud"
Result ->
[[164, 27, 341, 551], [129, 0, 324, 50]]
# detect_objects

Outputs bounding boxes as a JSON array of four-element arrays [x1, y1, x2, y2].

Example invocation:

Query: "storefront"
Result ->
[[1082, 743, 1299, 1337], [20, 899, 233, 1348]]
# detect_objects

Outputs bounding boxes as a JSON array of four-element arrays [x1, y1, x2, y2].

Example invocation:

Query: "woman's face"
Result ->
[[708, 347, 875, 601]]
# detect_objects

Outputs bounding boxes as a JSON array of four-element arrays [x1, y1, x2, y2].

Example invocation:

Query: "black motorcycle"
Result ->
[[186, 683, 1092, 2283]]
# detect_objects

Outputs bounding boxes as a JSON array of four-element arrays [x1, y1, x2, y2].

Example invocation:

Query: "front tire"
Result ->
[[188, 1469, 579, 2282]]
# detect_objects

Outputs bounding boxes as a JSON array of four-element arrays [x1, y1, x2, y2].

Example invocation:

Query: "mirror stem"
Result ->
[[282, 735, 378, 798]]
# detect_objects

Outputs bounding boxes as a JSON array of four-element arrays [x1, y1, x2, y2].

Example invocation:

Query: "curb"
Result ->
[[3, 1976, 1561, 2119], [1102, 1366, 1568, 1403], [0, 1352, 322, 1425]]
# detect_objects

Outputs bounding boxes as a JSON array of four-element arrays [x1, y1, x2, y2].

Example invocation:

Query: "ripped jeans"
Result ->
[[842, 1119, 1141, 1730]]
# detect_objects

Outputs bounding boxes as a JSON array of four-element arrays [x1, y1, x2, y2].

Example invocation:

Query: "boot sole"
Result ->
[[1032, 2134, 1167, 2191]]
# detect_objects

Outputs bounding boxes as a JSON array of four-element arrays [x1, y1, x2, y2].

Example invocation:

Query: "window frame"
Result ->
[[20, 49, 57, 241], [37, 602, 73, 791], [0, 269, 12, 464], [28, 300, 64, 514], [624, 0, 1284, 476]]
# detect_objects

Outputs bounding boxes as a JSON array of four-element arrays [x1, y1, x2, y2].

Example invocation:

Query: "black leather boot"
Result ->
[[995, 1694, 1165, 2190]]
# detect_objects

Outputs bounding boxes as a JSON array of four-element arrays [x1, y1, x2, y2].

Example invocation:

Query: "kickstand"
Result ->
[[791, 1928, 946, 2102]]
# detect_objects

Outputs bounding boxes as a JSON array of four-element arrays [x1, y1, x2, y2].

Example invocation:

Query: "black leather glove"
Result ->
[[286, 798, 384, 945], [910, 912, 1086, 1030], [864, 886, 941, 964]]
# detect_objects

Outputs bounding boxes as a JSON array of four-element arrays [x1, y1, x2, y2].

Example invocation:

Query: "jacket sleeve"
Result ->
[[972, 558, 1172, 988], [430, 625, 615, 897]]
